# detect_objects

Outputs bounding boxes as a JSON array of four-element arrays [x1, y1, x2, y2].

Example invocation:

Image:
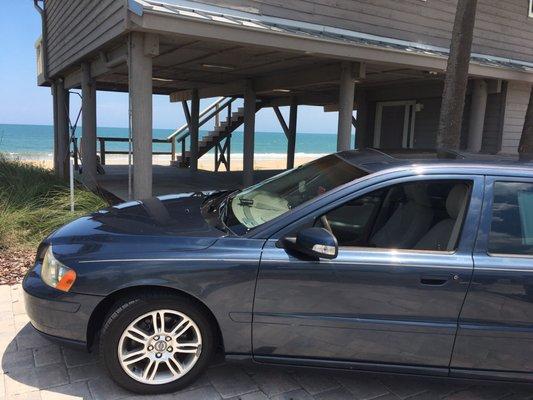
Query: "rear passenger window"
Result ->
[[489, 182, 533, 255]]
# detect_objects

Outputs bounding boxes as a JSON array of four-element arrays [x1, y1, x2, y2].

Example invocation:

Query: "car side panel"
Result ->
[[55, 237, 263, 355]]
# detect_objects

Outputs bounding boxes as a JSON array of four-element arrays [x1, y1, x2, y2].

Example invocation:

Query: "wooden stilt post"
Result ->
[[52, 84, 59, 173], [81, 62, 97, 187], [129, 32, 154, 199], [190, 89, 200, 172], [56, 79, 70, 180], [467, 79, 488, 153], [243, 80, 256, 187], [337, 62, 357, 151], [355, 88, 367, 150], [287, 98, 298, 169]]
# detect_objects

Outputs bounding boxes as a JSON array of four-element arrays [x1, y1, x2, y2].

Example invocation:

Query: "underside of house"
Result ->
[[36, 0, 533, 199]]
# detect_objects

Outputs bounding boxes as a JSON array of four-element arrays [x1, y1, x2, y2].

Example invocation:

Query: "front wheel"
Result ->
[[100, 292, 215, 394]]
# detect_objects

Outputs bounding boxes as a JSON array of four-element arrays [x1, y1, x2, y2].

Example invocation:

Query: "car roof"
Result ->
[[339, 148, 533, 176]]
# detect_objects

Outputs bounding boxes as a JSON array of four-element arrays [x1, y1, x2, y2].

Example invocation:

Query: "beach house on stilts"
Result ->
[[35, 0, 533, 199]]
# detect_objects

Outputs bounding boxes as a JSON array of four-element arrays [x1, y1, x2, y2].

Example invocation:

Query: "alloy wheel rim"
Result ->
[[118, 309, 202, 385]]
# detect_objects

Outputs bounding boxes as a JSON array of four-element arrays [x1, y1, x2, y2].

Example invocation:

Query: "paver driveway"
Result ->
[[2, 284, 533, 400]]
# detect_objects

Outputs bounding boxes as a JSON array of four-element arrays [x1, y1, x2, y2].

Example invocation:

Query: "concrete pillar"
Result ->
[[129, 32, 153, 199], [243, 80, 256, 187], [189, 89, 200, 172], [287, 98, 298, 169], [81, 62, 97, 187], [55, 79, 70, 180], [355, 88, 367, 150], [467, 79, 488, 153], [337, 62, 356, 151]]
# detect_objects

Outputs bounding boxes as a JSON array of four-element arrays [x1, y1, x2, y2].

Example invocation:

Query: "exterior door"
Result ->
[[374, 101, 416, 149], [452, 176, 533, 373], [253, 175, 484, 368]]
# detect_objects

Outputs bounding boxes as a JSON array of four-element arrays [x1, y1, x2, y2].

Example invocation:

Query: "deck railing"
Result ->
[[94, 97, 237, 166], [96, 137, 172, 165]]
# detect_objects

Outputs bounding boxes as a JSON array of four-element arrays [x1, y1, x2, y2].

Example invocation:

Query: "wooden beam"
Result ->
[[355, 88, 368, 149], [129, 32, 153, 199], [189, 89, 200, 172], [63, 44, 129, 89], [273, 106, 289, 137], [337, 62, 356, 151], [170, 80, 246, 102], [169, 63, 363, 102], [81, 62, 97, 187], [55, 79, 70, 180], [287, 98, 297, 169], [243, 80, 256, 187]]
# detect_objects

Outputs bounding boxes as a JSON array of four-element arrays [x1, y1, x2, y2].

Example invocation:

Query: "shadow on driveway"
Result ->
[[3, 323, 533, 399]]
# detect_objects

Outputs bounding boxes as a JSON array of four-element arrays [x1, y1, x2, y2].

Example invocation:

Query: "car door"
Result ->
[[451, 176, 533, 374], [253, 174, 483, 369]]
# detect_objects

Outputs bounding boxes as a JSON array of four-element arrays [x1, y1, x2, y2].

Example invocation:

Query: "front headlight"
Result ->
[[41, 246, 77, 292]]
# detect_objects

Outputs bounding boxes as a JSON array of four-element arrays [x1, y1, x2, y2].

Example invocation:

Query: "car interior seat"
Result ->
[[415, 183, 470, 251], [370, 183, 434, 249]]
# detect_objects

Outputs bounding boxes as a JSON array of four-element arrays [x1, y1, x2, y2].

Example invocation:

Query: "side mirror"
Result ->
[[280, 227, 338, 259]]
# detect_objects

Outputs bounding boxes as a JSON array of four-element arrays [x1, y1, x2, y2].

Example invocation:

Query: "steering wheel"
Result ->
[[320, 215, 333, 233]]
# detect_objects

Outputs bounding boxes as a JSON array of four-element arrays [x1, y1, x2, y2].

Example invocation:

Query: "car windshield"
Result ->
[[226, 154, 367, 232]]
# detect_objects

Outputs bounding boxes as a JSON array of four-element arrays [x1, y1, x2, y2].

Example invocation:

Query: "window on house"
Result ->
[[489, 181, 533, 255], [530, 0, 533, 17]]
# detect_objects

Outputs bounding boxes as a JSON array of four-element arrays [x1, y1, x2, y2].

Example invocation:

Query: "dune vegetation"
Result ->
[[0, 155, 107, 283]]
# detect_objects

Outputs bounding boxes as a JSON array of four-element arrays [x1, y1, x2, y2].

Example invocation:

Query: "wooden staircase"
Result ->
[[172, 101, 261, 168]]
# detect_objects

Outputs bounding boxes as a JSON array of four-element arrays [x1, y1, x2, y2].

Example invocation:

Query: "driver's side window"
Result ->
[[316, 180, 472, 252]]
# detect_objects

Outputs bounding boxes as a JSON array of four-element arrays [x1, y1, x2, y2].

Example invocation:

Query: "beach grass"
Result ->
[[0, 154, 107, 252]]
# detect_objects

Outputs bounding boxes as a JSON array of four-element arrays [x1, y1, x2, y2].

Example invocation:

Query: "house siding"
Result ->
[[501, 81, 532, 154], [44, 0, 126, 78], [195, 0, 533, 64]]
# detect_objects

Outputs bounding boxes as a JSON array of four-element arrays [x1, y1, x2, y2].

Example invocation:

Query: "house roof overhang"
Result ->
[[129, 0, 533, 83]]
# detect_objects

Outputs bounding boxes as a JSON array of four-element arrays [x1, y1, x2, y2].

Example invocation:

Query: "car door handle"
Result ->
[[420, 275, 450, 286]]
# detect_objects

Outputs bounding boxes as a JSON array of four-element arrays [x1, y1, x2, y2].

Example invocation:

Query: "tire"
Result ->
[[99, 291, 216, 394]]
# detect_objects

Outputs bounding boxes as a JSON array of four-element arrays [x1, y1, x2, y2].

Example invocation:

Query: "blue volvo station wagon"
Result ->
[[23, 149, 533, 393]]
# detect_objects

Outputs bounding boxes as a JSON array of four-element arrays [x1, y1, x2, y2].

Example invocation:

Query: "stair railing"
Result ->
[[167, 97, 236, 161], [169, 97, 237, 164]]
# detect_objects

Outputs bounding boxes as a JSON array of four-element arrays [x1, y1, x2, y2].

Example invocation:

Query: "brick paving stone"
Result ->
[[314, 387, 358, 400], [269, 389, 314, 400], [335, 373, 390, 400], [15, 326, 51, 351], [33, 346, 62, 368], [1, 350, 34, 373], [173, 385, 222, 400], [86, 376, 130, 400], [7, 390, 43, 400], [4, 364, 69, 396], [291, 371, 340, 395], [248, 368, 299, 397], [208, 365, 258, 399], [67, 362, 105, 383], [379, 376, 436, 399], [61, 349, 98, 369], [0, 331, 18, 354], [40, 381, 93, 400], [227, 391, 269, 400]]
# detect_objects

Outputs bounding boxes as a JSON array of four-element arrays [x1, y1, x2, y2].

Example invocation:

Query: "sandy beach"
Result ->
[[15, 153, 324, 171]]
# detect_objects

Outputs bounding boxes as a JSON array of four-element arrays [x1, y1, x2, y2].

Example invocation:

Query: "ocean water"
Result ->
[[0, 124, 352, 159]]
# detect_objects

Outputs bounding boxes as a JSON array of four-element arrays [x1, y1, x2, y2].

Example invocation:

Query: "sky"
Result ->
[[0, 1, 340, 133]]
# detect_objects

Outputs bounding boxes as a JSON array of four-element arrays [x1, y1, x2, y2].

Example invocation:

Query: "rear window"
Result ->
[[488, 181, 533, 255]]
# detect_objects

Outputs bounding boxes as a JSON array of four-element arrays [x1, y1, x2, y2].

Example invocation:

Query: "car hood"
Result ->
[[48, 192, 227, 254]]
